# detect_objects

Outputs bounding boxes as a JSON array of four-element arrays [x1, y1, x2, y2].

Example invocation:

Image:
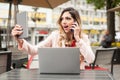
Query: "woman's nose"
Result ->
[[62, 19, 67, 24]]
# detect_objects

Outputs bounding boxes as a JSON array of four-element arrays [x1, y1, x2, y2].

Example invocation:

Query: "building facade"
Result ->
[[0, 0, 107, 48]]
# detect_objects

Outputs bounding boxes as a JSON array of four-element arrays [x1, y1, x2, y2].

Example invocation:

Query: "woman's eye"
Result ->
[[66, 17, 71, 20]]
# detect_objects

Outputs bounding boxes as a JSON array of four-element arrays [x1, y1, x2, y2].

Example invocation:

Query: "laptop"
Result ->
[[38, 47, 80, 74]]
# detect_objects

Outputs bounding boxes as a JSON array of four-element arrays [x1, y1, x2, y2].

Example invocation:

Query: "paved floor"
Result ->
[[113, 64, 120, 80]]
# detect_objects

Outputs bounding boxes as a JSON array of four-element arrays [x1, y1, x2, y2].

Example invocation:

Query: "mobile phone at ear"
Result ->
[[70, 21, 77, 32], [16, 12, 28, 39], [70, 28, 74, 32]]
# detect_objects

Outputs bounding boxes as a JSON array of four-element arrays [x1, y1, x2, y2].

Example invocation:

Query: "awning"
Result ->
[[107, 6, 120, 12]]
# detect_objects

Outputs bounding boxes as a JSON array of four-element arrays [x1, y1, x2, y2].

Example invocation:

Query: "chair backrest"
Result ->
[[92, 47, 117, 74], [91, 46, 100, 54], [0, 51, 12, 74]]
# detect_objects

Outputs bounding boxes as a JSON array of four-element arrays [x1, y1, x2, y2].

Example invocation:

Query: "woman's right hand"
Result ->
[[11, 25, 23, 44], [11, 25, 23, 37]]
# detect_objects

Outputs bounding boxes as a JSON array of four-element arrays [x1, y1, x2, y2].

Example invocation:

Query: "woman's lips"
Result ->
[[64, 26, 68, 28], [63, 26, 68, 31], [63, 26, 69, 31]]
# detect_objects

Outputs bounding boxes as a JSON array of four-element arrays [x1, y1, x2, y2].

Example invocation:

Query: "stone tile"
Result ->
[[113, 64, 120, 80]]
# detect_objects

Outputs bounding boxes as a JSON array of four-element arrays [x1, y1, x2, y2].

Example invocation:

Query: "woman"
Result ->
[[11, 7, 95, 70]]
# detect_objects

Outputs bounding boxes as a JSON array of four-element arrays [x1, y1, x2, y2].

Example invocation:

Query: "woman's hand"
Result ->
[[11, 25, 23, 36], [11, 25, 23, 44], [71, 22, 81, 41]]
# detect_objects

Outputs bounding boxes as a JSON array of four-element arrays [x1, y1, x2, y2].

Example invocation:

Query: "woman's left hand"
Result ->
[[72, 22, 81, 41]]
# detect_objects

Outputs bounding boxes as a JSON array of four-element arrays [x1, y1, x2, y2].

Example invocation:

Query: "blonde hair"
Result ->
[[57, 7, 82, 47]]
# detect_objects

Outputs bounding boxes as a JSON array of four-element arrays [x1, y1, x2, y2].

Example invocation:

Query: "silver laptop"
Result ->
[[38, 47, 80, 74]]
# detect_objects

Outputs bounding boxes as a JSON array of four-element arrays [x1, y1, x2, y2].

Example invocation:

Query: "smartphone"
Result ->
[[70, 21, 77, 32], [70, 28, 74, 32], [16, 12, 28, 39]]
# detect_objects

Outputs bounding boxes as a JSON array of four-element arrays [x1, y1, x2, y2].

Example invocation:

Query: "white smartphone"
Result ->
[[16, 12, 28, 39]]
